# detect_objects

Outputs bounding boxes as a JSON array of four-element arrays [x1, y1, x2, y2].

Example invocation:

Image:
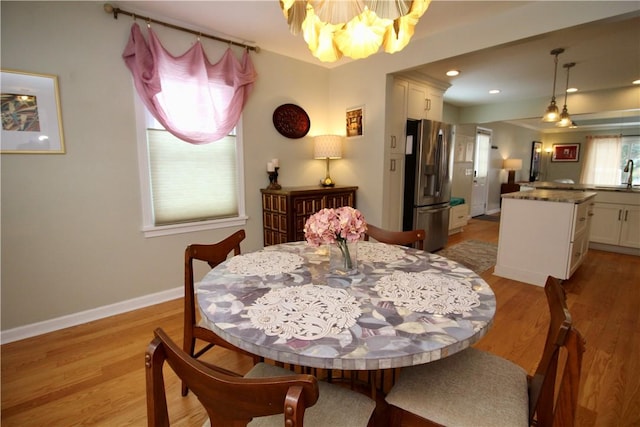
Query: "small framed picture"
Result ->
[[530, 141, 542, 181], [346, 105, 364, 138], [1, 69, 65, 154], [551, 143, 580, 162]]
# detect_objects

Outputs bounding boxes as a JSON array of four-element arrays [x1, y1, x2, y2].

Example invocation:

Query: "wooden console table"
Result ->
[[500, 183, 521, 195], [260, 186, 358, 246], [500, 183, 520, 206]]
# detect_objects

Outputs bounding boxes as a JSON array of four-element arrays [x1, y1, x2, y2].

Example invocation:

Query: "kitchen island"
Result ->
[[520, 182, 640, 255], [495, 189, 596, 286]]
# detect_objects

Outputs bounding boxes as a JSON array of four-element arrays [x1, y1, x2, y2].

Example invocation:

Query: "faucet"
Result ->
[[624, 159, 634, 188]]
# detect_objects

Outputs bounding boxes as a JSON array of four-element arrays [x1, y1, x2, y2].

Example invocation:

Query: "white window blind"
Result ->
[[147, 129, 238, 225]]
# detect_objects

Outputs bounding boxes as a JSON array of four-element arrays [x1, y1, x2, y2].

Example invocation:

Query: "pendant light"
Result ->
[[556, 62, 576, 128], [542, 48, 565, 122]]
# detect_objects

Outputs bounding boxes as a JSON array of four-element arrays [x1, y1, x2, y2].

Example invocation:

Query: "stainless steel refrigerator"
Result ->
[[402, 119, 453, 252]]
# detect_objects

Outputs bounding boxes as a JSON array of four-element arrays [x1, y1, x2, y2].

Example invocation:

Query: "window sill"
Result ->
[[141, 215, 248, 238]]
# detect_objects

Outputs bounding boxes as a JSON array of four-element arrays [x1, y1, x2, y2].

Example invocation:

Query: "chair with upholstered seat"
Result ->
[[183, 229, 259, 396], [146, 328, 376, 427], [385, 276, 586, 427], [364, 224, 426, 250]]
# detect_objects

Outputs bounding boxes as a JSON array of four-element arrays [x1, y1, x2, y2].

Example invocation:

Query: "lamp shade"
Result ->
[[314, 135, 343, 159], [503, 158, 523, 171]]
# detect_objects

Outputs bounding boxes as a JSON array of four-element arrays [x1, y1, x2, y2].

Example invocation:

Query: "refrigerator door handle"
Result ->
[[418, 205, 450, 213], [434, 131, 445, 197]]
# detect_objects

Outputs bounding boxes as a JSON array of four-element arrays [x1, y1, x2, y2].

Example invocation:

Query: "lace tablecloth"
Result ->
[[247, 284, 361, 340], [226, 251, 303, 276], [374, 272, 480, 315], [197, 241, 496, 370], [358, 241, 406, 263]]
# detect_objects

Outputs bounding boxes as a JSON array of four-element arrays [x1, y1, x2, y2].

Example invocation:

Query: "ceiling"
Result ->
[[113, 1, 640, 133]]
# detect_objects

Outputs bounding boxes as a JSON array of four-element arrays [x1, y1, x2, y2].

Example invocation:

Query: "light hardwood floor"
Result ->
[[2, 218, 639, 426]]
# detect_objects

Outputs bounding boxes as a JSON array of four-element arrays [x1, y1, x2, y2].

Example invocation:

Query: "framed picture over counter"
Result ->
[[551, 143, 580, 162], [1, 69, 65, 154]]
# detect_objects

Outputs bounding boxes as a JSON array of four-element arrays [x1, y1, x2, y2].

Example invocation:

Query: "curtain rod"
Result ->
[[103, 3, 260, 53]]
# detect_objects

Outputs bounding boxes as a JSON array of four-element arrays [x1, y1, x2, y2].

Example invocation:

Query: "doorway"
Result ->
[[470, 128, 492, 217]]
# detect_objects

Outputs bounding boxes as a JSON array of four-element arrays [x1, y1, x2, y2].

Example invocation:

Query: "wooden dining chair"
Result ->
[[385, 276, 586, 427], [147, 328, 376, 427], [183, 229, 258, 396], [364, 224, 426, 250]]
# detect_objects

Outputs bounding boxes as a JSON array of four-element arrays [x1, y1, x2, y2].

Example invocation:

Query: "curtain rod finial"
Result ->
[[104, 3, 119, 19]]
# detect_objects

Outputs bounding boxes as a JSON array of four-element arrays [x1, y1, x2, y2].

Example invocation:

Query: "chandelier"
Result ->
[[280, 0, 431, 62]]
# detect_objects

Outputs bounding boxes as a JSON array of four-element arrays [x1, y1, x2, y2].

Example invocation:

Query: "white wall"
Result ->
[[482, 122, 541, 212], [2, 1, 636, 335], [0, 2, 331, 332]]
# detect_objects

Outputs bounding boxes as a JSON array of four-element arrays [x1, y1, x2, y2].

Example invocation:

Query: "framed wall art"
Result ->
[[529, 141, 542, 181], [345, 105, 364, 138], [1, 69, 65, 154], [551, 143, 580, 162]]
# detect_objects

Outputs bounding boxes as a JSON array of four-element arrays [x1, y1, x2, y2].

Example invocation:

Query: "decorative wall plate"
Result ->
[[272, 103, 310, 139]]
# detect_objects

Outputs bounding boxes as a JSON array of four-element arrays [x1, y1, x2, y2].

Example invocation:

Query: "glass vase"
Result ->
[[329, 240, 358, 275]]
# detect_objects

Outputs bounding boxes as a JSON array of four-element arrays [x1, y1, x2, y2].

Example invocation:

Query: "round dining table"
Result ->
[[196, 241, 496, 371]]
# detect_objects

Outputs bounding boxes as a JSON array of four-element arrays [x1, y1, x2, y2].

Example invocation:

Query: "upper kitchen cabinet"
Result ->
[[407, 82, 441, 120], [402, 76, 450, 122]]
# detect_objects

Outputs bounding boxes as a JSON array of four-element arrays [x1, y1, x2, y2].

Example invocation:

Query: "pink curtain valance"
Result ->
[[122, 23, 257, 144]]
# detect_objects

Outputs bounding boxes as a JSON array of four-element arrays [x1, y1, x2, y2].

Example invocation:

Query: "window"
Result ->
[[580, 135, 639, 186], [620, 136, 640, 186], [136, 98, 246, 237]]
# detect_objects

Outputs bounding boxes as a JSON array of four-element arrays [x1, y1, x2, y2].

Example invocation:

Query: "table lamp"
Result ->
[[314, 135, 343, 187], [503, 158, 523, 184]]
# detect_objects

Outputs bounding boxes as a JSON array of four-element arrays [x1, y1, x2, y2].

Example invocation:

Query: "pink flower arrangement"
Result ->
[[304, 207, 367, 246]]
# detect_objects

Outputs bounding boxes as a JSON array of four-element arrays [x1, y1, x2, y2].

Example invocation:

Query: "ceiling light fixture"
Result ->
[[279, 0, 431, 62], [446, 70, 460, 77], [542, 48, 565, 122], [489, 89, 500, 94], [556, 62, 576, 128]]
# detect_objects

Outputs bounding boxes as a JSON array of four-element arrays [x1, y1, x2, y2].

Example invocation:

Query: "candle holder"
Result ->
[[267, 167, 281, 190]]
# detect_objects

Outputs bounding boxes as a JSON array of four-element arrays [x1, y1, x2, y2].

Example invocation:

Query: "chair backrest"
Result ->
[[184, 230, 245, 330], [364, 224, 426, 250], [146, 328, 320, 427], [529, 276, 586, 427], [552, 327, 586, 427]]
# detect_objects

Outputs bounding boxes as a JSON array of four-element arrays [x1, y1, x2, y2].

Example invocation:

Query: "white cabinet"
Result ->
[[407, 81, 444, 121], [590, 191, 640, 253], [494, 192, 595, 287], [449, 204, 468, 234], [390, 79, 408, 155], [620, 205, 640, 248], [386, 154, 405, 231]]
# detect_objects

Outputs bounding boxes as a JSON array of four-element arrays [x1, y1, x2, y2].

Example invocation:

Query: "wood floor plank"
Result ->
[[2, 218, 639, 426]]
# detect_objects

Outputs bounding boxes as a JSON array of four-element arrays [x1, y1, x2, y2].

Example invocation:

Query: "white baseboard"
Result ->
[[0, 286, 183, 345]]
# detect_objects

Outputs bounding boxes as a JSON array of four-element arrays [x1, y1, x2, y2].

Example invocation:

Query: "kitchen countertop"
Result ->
[[502, 189, 597, 203], [521, 181, 639, 193]]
